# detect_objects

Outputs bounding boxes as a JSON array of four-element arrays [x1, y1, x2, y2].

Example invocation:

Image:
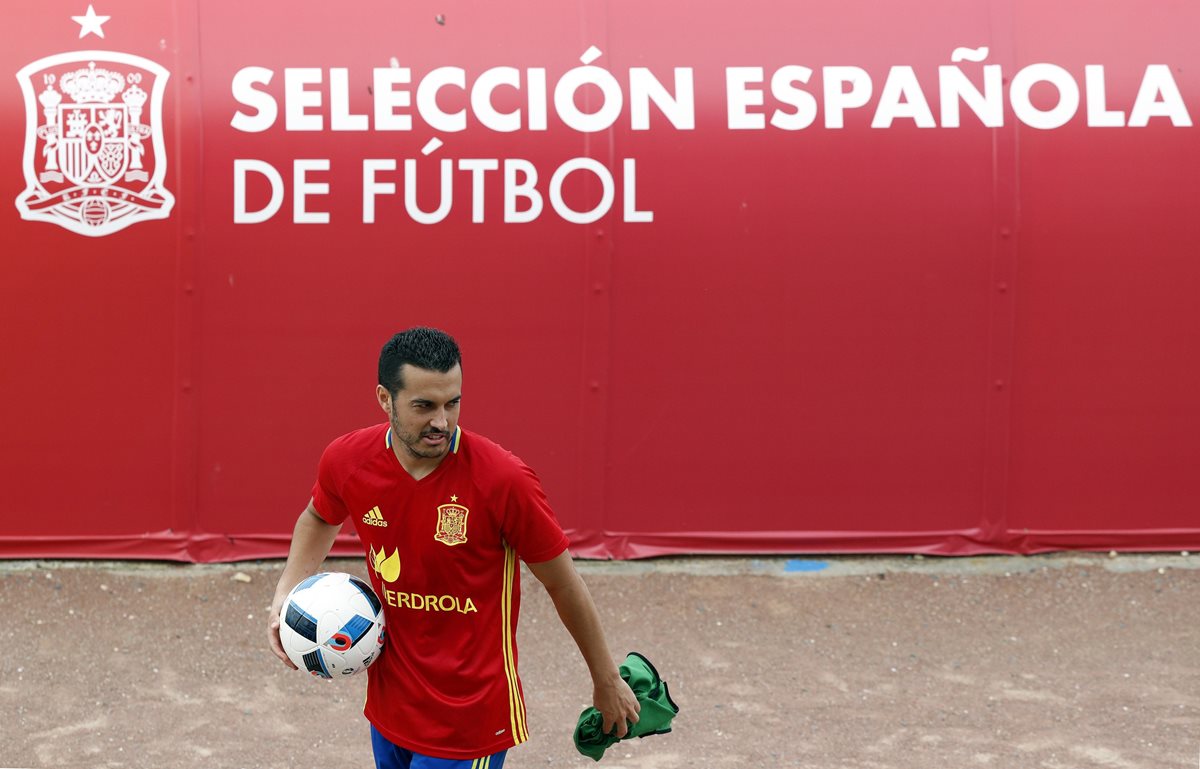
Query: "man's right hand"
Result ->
[[268, 593, 298, 669], [267, 502, 343, 670]]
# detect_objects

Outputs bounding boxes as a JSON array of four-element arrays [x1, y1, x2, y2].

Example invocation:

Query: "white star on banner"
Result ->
[[72, 5, 111, 38]]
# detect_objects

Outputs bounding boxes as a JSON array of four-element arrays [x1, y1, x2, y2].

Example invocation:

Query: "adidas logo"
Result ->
[[362, 506, 388, 527]]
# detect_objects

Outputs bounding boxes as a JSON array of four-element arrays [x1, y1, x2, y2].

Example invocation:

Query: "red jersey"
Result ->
[[311, 423, 569, 759]]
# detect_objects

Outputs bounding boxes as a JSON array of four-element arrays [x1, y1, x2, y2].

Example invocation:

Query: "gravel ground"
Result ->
[[2, 553, 1198, 769]]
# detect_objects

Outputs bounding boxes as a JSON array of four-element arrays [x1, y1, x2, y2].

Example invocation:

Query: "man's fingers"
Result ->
[[596, 677, 639, 738], [268, 616, 298, 669], [274, 643, 298, 669], [605, 713, 629, 737], [603, 712, 631, 738]]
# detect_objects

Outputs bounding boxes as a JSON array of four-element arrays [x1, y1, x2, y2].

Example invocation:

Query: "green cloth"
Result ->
[[573, 651, 679, 761]]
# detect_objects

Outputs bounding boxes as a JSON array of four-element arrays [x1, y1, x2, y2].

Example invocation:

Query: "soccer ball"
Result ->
[[278, 572, 386, 678]]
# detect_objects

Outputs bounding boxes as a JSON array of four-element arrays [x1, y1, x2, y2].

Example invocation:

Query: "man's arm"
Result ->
[[267, 499, 343, 668], [527, 550, 640, 737]]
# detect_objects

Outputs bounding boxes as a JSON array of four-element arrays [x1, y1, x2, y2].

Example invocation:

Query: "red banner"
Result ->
[[2, 0, 1199, 560]]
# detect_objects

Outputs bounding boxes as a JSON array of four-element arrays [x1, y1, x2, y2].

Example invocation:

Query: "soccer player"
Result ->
[[268, 327, 639, 769]]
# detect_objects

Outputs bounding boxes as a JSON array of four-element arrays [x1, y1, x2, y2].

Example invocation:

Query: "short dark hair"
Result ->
[[378, 327, 462, 395]]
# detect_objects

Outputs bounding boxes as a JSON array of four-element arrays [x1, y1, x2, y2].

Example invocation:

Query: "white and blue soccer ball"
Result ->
[[279, 572, 386, 678]]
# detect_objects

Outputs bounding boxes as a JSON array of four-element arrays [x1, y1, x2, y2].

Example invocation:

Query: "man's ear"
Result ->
[[376, 385, 392, 415]]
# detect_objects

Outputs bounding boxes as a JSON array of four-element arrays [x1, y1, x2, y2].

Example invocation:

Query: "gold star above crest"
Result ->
[[450, 495, 458, 502], [72, 5, 111, 38]]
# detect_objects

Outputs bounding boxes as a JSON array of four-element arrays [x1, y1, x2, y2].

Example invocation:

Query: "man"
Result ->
[[268, 327, 639, 769]]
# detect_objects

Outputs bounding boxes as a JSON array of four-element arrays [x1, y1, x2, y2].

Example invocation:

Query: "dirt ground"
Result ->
[[2, 553, 1198, 769]]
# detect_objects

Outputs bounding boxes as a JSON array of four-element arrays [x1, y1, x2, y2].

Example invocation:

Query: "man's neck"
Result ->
[[393, 444, 445, 481]]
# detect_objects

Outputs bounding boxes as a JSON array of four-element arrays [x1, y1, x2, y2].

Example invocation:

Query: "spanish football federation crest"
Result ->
[[434, 503, 470, 546], [15, 51, 174, 237]]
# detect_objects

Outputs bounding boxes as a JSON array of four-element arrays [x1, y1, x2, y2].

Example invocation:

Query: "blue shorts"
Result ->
[[371, 724, 508, 769]]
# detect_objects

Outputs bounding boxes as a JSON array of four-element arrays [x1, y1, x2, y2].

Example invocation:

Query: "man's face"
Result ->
[[377, 363, 462, 462]]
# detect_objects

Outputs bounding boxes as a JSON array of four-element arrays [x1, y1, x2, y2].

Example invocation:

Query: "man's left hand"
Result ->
[[594, 672, 641, 738]]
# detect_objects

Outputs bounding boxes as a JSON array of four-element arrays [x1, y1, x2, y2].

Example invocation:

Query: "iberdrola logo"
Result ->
[[14, 7, 174, 236]]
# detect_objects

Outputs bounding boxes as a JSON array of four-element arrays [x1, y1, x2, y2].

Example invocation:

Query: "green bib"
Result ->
[[573, 652, 679, 761]]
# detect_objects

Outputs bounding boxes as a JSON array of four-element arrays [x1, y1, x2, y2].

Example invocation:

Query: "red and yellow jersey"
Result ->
[[311, 423, 569, 759]]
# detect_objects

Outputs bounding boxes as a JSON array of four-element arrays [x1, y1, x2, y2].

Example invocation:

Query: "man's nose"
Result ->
[[431, 408, 449, 430]]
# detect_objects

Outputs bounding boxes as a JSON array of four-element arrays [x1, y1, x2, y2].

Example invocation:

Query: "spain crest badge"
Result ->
[[434, 503, 470, 546], [15, 51, 174, 236]]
